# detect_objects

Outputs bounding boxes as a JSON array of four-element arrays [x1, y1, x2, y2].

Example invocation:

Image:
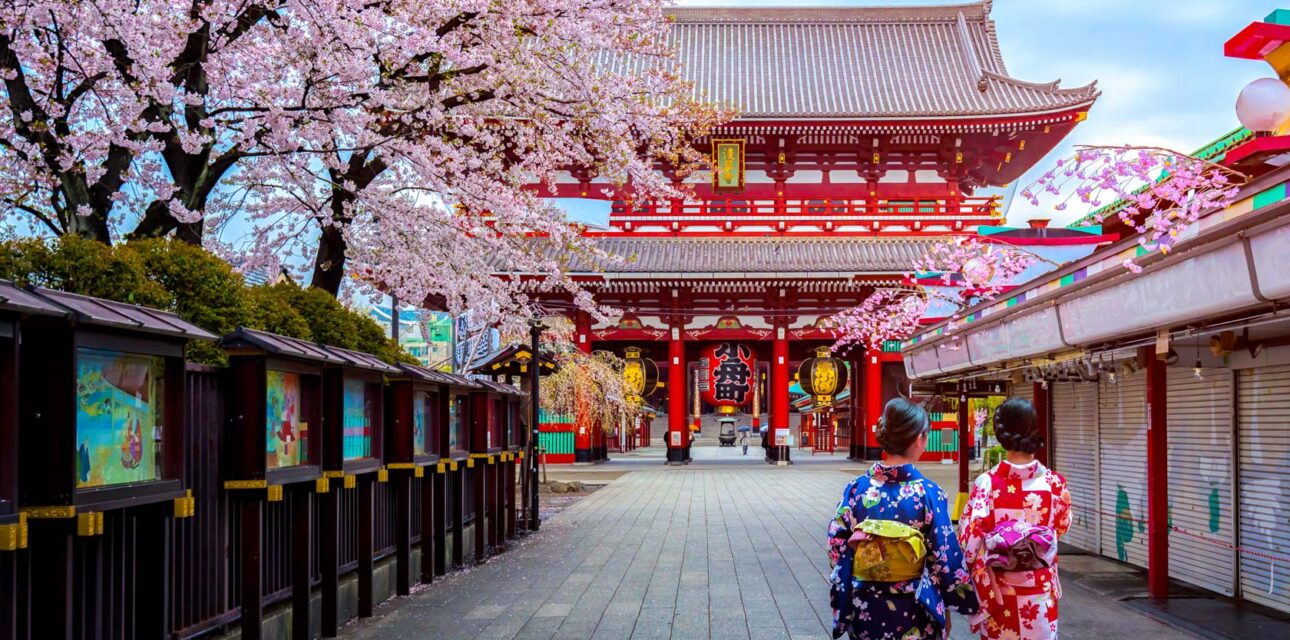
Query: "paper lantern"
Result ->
[[622, 346, 659, 404], [797, 346, 850, 407], [1236, 77, 1290, 133], [698, 342, 755, 414]]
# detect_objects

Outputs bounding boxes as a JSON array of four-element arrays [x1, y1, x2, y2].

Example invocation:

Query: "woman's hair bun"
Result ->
[[876, 397, 930, 455], [994, 397, 1042, 454]]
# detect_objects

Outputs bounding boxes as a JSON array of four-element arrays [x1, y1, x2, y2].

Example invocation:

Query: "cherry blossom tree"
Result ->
[[1021, 145, 1245, 271], [0, 0, 371, 243], [1, 0, 725, 335], [539, 348, 641, 438], [209, 0, 725, 321]]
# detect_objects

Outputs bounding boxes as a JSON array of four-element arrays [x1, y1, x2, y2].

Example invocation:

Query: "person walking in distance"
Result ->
[[959, 398, 1072, 640], [826, 398, 978, 639], [739, 429, 749, 455]]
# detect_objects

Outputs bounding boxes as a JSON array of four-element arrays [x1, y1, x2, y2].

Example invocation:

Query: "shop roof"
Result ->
[[220, 327, 349, 365], [33, 286, 217, 341]]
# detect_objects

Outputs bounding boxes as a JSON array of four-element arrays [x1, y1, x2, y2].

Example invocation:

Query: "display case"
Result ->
[[220, 327, 340, 488], [19, 287, 215, 513], [321, 347, 397, 476]]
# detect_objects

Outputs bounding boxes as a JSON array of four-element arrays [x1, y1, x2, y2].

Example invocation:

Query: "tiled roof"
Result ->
[[548, 237, 936, 274], [34, 286, 217, 341], [622, 3, 1098, 118], [221, 327, 402, 373]]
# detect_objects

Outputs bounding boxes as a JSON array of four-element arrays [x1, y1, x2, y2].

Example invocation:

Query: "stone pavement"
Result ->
[[341, 449, 1198, 640]]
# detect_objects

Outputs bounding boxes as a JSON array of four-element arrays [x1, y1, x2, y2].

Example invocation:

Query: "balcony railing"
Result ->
[[606, 196, 1002, 233]]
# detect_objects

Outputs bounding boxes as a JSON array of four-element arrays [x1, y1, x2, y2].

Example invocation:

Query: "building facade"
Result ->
[[529, 2, 1099, 463]]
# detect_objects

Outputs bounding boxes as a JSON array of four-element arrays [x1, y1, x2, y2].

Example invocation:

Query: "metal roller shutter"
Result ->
[[1166, 367, 1236, 596], [1051, 381, 1099, 553], [1099, 370, 1149, 567], [1237, 365, 1290, 613], [1012, 381, 1034, 404]]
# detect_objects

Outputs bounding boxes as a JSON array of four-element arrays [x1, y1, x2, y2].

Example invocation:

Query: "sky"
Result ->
[[559, 0, 1277, 228]]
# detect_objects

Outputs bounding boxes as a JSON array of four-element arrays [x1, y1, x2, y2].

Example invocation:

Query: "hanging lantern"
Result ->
[[798, 346, 850, 408], [697, 342, 756, 415], [622, 346, 659, 404]]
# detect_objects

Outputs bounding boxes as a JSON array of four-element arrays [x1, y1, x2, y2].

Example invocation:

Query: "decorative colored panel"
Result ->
[[266, 370, 308, 468], [76, 348, 165, 488], [538, 431, 574, 455], [342, 379, 374, 460], [412, 391, 429, 456], [1252, 182, 1288, 210], [449, 394, 466, 452]]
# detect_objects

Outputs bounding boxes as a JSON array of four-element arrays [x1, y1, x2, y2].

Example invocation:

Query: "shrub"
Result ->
[[0, 237, 414, 365]]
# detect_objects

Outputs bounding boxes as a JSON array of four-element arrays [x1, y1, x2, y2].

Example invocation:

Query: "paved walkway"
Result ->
[[343, 451, 1197, 639]]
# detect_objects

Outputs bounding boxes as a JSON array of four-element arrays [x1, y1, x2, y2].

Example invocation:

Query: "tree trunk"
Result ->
[[310, 223, 347, 297]]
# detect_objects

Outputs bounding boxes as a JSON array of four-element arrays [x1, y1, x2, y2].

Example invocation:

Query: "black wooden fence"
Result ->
[[54, 365, 500, 640]]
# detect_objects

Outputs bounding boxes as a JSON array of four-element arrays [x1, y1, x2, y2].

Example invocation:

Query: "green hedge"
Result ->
[[0, 236, 413, 365]]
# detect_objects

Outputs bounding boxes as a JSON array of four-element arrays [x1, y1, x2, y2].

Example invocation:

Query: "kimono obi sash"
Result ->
[[849, 520, 927, 582], [984, 519, 1058, 572]]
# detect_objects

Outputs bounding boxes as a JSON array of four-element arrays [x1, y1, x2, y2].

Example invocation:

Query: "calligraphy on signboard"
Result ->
[[712, 139, 745, 191]]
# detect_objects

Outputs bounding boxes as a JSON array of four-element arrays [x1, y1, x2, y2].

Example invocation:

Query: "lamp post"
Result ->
[[527, 318, 543, 531]]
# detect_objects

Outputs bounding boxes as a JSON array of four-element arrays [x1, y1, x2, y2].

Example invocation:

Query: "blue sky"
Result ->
[[560, 0, 1277, 228]]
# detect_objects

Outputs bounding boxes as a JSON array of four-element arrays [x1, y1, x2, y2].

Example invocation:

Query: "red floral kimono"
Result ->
[[959, 460, 1072, 640]]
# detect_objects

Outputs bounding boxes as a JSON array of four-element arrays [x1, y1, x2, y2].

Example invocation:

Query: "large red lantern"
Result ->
[[698, 342, 755, 414]]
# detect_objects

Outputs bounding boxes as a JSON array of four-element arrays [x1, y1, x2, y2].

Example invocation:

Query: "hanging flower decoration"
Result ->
[[827, 288, 929, 354], [828, 236, 1048, 353], [1021, 145, 1246, 272]]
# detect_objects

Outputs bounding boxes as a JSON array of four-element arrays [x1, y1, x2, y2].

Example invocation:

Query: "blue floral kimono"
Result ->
[[827, 464, 978, 639]]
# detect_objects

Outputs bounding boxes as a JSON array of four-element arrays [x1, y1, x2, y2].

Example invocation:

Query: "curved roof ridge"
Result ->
[[981, 70, 1099, 97]]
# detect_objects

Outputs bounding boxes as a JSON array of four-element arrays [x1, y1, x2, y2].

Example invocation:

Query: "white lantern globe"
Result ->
[[1236, 77, 1290, 133]]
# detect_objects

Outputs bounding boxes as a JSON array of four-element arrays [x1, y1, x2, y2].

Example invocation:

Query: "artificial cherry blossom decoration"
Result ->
[[913, 236, 1037, 299], [539, 350, 643, 436], [828, 288, 929, 354], [1021, 145, 1245, 272]]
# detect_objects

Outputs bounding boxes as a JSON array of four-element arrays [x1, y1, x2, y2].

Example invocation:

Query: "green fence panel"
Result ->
[[538, 431, 574, 455]]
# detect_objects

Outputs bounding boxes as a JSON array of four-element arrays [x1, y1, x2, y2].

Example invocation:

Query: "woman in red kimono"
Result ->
[[959, 398, 1071, 640]]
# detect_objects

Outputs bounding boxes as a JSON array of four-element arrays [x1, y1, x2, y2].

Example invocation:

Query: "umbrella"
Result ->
[[737, 425, 752, 432]]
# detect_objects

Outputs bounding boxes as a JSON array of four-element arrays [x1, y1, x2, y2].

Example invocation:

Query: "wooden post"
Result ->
[[1146, 354, 1169, 599], [320, 486, 339, 637], [357, 476, 374, 618], [420, 473, 436, 584], [238, 499, 263, 640], [395, 472, 412, 596], [291, 488, 312, 640], [450, 471, 463, 568], [505, 459, 517, 540]]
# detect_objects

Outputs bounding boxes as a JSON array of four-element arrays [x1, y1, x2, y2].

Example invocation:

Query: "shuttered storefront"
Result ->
[[1166, 367, 1236, 596], [1051, 381, 1099, 553], [1012, 381, 1034, 404], [1099, 370, 1149, 567], [1237, 365, 1290, 613]]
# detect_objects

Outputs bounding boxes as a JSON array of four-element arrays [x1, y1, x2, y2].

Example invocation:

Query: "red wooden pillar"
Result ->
[[574, 313, 594, 463], [1146, 354, 1169, 599], [864, 350, 882, 458], [771, 324, 790, 463], [957, 386, 970, 495], [667, 322, 687, 464], [1033, 381, 1051, 467]]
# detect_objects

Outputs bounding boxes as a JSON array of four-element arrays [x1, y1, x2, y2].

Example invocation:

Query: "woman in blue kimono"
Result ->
[[827, 398, 978, 639]]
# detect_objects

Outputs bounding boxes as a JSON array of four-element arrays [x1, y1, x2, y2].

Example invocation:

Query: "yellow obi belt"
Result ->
[[851, 520, 927, 582]]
